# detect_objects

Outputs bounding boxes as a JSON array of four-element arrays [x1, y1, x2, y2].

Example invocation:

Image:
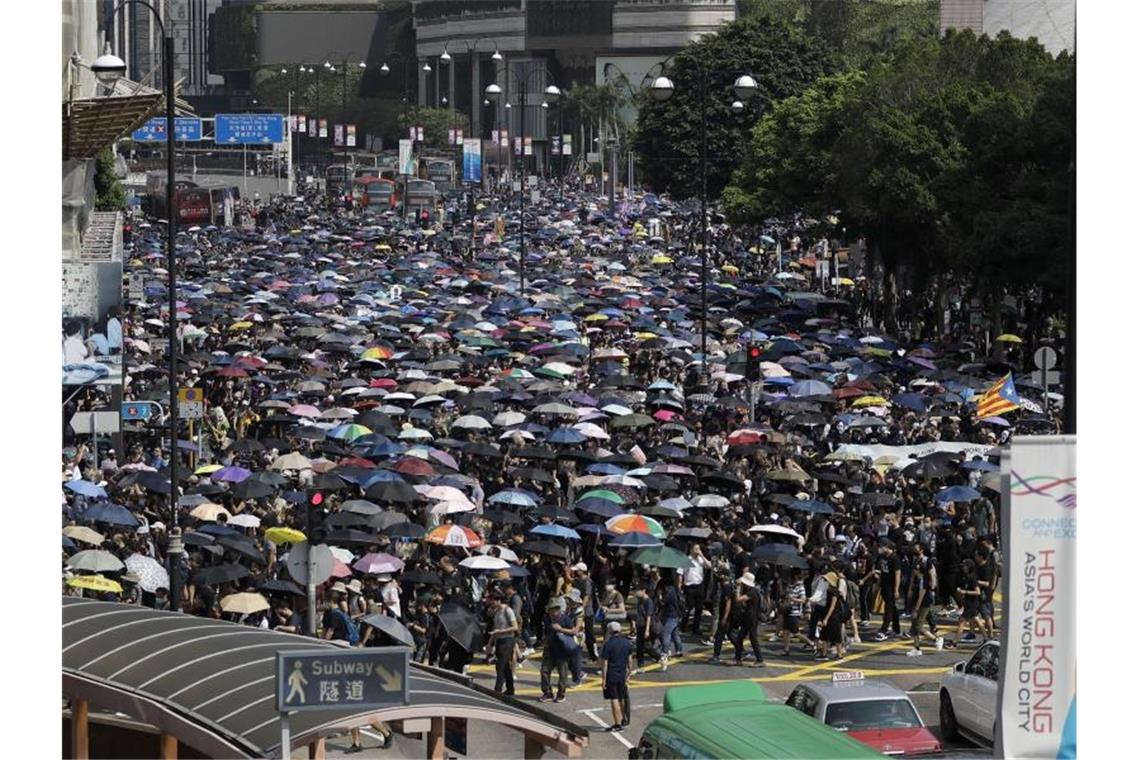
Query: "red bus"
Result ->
[[353, 176, 397, 211]]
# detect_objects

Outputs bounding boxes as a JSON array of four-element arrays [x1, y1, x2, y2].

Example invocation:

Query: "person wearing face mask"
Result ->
[[599, 580, 626, 640]]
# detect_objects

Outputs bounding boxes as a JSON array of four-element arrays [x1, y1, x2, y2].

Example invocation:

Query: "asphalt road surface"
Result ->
[[309, 617, 998, 759]]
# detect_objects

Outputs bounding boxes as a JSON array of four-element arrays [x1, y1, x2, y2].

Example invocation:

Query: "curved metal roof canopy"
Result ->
[[63, 598, 587, 757]]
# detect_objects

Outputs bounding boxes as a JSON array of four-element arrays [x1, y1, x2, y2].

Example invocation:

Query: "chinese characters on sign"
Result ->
[[277, 649, 410, 713]]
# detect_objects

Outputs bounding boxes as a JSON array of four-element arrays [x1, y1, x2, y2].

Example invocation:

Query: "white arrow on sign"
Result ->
[[228, 137, 238, 143]]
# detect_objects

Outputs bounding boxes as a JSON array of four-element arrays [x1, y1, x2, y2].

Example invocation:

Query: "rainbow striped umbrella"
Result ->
[[605, 513, 666, 538]]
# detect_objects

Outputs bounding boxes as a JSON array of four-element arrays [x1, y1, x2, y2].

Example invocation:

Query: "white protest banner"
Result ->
[[997, 437, 1076, 760], [831, 441, 995, 468]]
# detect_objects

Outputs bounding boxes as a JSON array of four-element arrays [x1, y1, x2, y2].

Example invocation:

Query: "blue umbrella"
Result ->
[[489, 489, 538, 507], [936, 485, 982, 503], [548, 428, 587, 444], [892, 393, 930, 413], [78, 502, 139, 526], [574, 498, 625, 518], [197, 523, 243, 537], [786, 499, 835, 515], [530, 523, 581, 541], [609, 532, 663, 548], [789, 379, 831, 398], [961, 460, 999, 473], [575, 524, 614, 537], [66, 481, 107, 499]]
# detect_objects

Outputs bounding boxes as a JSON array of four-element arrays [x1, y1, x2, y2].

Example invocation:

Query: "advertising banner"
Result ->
[[551, 135, 561, 154], [562, 133, 572, 155], [998, 437, 1076, 760], [524, 136, 533, 156], [455, 129, 463, 145], [448, 129, 455, 146], [398, 139, 414, 176], [308, 118, 316, 137], [296, 114, 307, 133], [346, 125, 356, 147], [409, 126, 417, 140], [333, 124, 344, 147], [417, 126, 424, 142], [491, 130, 499, 143], [318, 119, 328, 138], [501, 134, 509, 148], [514, 137, 522, 156], [462, 138, 482, 183]]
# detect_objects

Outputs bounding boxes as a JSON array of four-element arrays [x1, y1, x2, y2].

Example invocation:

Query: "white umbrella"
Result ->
[[572, 422, 610, 440], [228, 514, 262, 529], [63, 526, 105, 546], [477, 545, 520, 563], [748, 524, 803, 540], [452, 414, 493, 430], [398, 427, 433, 440], [220, 592, 270, 615], [459, 555, 509, 571], [270, 452, 313, 471], [327, 546, 355, 564], [67, 549, 125, 574], [492, 411, 527, 427], [430, 500, 477, 516], [125, 554, 169, 593], [691, 493, 730, 508], [190, 503, 231, 521]]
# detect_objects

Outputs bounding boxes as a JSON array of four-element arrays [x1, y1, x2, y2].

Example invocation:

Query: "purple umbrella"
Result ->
[[353, 552, 405, 575], [211, 465, 252, 483]]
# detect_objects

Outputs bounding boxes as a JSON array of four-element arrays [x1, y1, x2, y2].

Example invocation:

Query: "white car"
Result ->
[[938, 640, 1000, 745]]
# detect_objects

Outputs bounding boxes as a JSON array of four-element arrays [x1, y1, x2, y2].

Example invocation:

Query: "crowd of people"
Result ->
[[61, 179, 1063, 733]]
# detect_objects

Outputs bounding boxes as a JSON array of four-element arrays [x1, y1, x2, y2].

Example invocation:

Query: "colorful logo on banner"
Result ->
[[346, 125, 356, 147], [462, 138, 482, 183], [999, 437, 1076, 760], [319, 119, 328, 138], [333, 124, 344, 147]]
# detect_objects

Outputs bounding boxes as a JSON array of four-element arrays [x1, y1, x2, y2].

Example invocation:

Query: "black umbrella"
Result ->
[[384, 522, 427, 540], [464, 443, 504, 459], [366, 481, 419, 504], [341, 499, 383, 515], [313, 473, 349, 491], [229, 438, 266, 453], [259, 578, 305, 596], [672, 527, 713, 540], [902, 458, 954, 479], [229, 479, 274, 500], [517, 540, 570, 560], [531, 504, 576, 522], [858, 492, 898, 508], [438, 601, 483, 652], [325, 511, 373, 529], [482, 509, 525, 526], [513, 446, 556, 461], [511, 467, 555, 484], [182, 531, 216, 547], [361, 614, 416, 647], [700, 471, 746, 491], [216, 536, 266, 564], [322, 528, 378, 545], [400, 568, 442, 585], [193, 563, 250, 586]]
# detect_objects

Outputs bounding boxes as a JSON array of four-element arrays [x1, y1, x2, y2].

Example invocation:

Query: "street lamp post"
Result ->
[[380, 54, 428, 182], [649, 68, 757, 394], [485, 64, 558, 294], [324, 56, 367, 200], [93, 0, 183, 610]]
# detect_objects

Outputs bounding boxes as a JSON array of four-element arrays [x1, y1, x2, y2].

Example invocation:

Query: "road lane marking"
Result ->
[[580, 708, 634, 749]]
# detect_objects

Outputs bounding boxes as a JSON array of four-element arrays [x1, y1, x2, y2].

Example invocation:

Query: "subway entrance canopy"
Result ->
[[63, 598, 589, 758]]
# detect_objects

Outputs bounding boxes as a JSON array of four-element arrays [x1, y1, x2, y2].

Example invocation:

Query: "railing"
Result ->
[[414, 0, 521, 22]]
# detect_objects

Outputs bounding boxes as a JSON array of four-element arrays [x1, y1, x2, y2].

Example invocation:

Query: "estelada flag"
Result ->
[[975, 372, 1021, 419]]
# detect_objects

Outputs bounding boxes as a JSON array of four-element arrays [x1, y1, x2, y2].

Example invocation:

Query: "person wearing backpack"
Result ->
[[817, 565, 848, 660], [728, 572, 765, 667], [322, 585, 361, 645]]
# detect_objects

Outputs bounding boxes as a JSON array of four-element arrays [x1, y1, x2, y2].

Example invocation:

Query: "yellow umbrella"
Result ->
[[67, 575, 122, 594], [63, 526, 105, 546], [852, 395, 890, 408], [190, 503, 231, 521], [584, 313, 608, 322], [651, 255, 673, 265], [229, 321, 253, 331], [221, 592, 270, 615], [721, 264, 739, 273], [634, 332, 660, 341], [265, 527, 307, 545], [375, 244, 392, 251], [996, 334, 1023, 344], [864, 346, 893, 358], [837, 277, 855, 286], [873, 455, 899, 466], [195, 464, 223, 475]]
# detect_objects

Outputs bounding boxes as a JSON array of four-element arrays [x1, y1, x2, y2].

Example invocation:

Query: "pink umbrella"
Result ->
[[353, 552, 405, 574], [288, 404, 321, 418], [330, 559, 353, 578]]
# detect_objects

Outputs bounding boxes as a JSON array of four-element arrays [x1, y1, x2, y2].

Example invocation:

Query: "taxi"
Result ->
[[785, 672, 942, 756]]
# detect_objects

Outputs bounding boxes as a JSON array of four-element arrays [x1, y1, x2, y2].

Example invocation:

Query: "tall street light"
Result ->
[[485, 63, 558, 294], [650, 68, 757, 396], [93, 0, 183, 610], [324, 55, 367, 198]]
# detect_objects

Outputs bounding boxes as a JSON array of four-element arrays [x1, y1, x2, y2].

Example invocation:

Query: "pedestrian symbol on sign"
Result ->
[[286, 662, 308, 704]]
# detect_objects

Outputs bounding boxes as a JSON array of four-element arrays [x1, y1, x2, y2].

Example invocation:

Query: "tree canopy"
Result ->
[[631, 15, 837, 199], [724, 30, 1074, 303]]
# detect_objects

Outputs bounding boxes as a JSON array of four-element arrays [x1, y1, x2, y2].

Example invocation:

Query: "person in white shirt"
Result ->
[[683, 544, 711, 636], [379, 575, 402, 620]]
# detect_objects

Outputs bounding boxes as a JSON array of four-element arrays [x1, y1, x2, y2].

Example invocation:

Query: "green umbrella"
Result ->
[[577, 489, 624, 504], [611, 413, 656, 429], [630, 545, 696, 570]]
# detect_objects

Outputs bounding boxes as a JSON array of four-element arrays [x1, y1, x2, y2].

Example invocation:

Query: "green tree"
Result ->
[[724, 30, 1074, 330], [632, 15, 836, 199], [94, 147, 126, 212], [398, 107, 470, 151]]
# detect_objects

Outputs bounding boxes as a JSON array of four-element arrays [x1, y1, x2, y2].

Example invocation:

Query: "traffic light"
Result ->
[[746, 344, 762, 381], [309, 491, 324, 508]]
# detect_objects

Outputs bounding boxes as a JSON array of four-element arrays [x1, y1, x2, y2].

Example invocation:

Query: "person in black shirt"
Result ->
[[709, 570, 736, 664], [633, 585, 663, 669], [873, 541, 902, 640], [973, 548, 997, 639], [728, 572, 765, 667], [600, 621, 635, 731]]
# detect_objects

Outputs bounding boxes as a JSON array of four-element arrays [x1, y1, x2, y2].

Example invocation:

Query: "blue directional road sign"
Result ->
[[121, 401, 161, 421], [214, 113, 285, 144], [132, 117, 203, 142], [277, 648, 409, 713]]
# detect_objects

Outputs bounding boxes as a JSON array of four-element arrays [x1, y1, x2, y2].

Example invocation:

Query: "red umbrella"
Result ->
[[395, 457, 435, 477], [216, 366, 249, 378]]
